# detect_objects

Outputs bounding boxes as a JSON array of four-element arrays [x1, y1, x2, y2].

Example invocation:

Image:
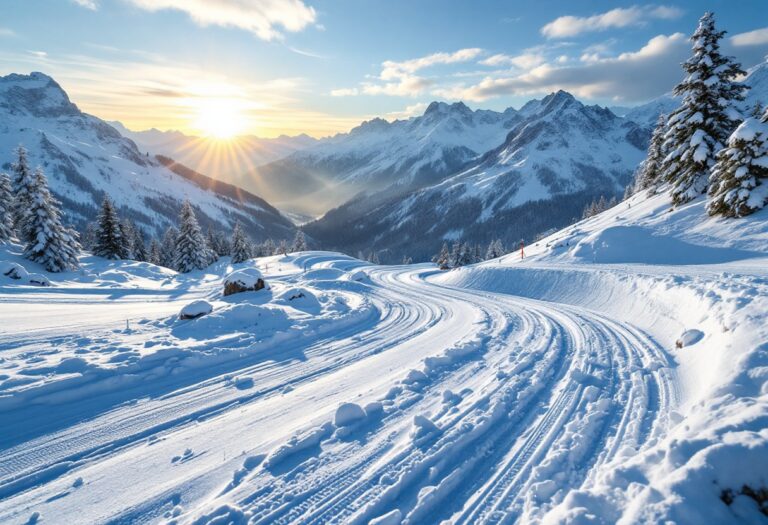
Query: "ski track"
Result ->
[[0, 262, 678, 524]]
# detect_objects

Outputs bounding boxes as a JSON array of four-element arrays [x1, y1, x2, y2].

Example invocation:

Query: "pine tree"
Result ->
[[634, 114, 668, 193], [707, 109, 768, 217], [230, 222, 251, 263], [149, 238, 162, 265], [120, 219, 135, 260], [174, 201, 214, 273], [263, 238, 276, 256], [292, 230, 307, 252], [450, 241, 462, 268], [486, 239, 502, 260], [0, 173, 13, 243], [93, 196, 124, 260], [278, 239, 288, 256], [10, 146, 37, 243], [23, 168, 80, 272], [433, 242, 451, 269], [662, 12, 748, 205], [132, 227, 148, 262], [460, 243, 473, 266], [159, 226, 178, 269]]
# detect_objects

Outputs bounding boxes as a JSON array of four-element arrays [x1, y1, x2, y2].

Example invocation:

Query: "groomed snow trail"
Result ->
[[0, 258, 677, 525]]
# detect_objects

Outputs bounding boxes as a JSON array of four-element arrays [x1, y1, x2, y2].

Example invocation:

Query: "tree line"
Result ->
[[0, 145, 308, 273], [628, 11, 768, 218]]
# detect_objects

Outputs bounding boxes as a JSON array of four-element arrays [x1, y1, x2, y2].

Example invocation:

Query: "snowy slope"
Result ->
[[434, 189, 768, 523], [251, 102, 522, 215], [0, 72, 295, 241], [0, 185, 766, 524], [306, 91, 648, 262]]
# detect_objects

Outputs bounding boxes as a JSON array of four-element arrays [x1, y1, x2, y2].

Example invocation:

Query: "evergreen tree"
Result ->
[[473, 244, 483, 263], [23, 168, 80, 272], [450, 241, 462, 268], [634, 114, 668, 193], [149, 238, 162, 265], [402, 255, 413, 264], [230, 222, 251, 263], [263, 238, 276, 256], [120, 219, 135, 260], [662, 12, 748, 205], [159, 226, 178, 269], [433, 242, 451, 269], [707, 109, 768, 217], [93, 196, 124, 260], [174, 201, 214, 273], [292, 230, 307, 252], [460, 242, 473, 266], [486, 239, 501, 260], [10, 146, 36, 243], [132, 227, 148, 262], [278, 239, 288, 256], [0, 173, 13, 243]]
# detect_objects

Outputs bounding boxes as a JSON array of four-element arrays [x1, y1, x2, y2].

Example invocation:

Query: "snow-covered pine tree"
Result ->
[[132, 227, 148, 262], [292, 230, 307, 252], [263, 238, 276, 256], [460, 243, 473, 266], [148, 238, 162, 265], [93, 196, 124, 260], [662, 12, 747, 205], [434, 242, 451, 269], [278, 239, 288, 256], [10, 145, 37, 243], [230, 222, 251, 264], [707, 108, 768, 217], [23, 167, 80, 272], [0, 173, 13, 243], [634, 114, 668, 193], [159, 226, 178, 269], [120, 219, 135, 260], [174, 200, 214, 273], [450, 241, 462, 268]]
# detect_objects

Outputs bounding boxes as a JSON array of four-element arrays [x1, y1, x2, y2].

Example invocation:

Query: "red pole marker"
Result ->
[[520, 240, 525, 259]]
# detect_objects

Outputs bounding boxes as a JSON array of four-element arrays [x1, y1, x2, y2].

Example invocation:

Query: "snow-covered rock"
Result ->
[[179, 300, 213, 320], [333, 402, 367, 427], [1, 261, 29, 281], [223, 269, 265, 296], [26, 274, 50, 287]]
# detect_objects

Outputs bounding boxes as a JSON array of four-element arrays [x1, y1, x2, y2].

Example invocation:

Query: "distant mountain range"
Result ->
[[0, 72, 295, 241]]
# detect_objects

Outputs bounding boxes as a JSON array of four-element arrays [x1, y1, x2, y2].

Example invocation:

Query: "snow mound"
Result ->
[[273, 287, 321, 312], [176, 303, 289, 337], [677, 328, 705, 348], [1, 261, 29, 281], [348, 270, 370, 283], [334, 402, 367, 427], [179, 300, 213, 320], [27, 273, 51, 287], [303, 268, 345, 281], [224, 268, 265, 296]]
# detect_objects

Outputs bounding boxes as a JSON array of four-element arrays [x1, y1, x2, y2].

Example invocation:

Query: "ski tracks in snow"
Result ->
[[0, 263, 678, 524]]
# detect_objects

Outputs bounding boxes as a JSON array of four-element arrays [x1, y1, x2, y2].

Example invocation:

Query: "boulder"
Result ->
[[179, 299, 213, 320], [224, 268, 265, 296], [27, 273, 50, 287]]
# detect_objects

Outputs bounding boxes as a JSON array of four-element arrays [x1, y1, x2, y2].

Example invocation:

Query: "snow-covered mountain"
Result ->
[[251, 101, 522, 215], [622, 59, 768, 128], [306, 91, 648, 262], [111, 122, 318, 180], [0, 72, 296, 241]]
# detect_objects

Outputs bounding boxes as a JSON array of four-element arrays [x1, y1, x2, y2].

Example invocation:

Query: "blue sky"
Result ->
[[1, 0, 767, 137]]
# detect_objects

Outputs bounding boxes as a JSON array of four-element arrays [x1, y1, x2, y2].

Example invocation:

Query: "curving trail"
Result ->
[[0, 258, 677, 525]]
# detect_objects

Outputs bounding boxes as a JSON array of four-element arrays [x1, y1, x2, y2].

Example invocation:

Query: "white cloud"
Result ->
[[71, 0, 98, 9], [541, 5, 683, 39], [355, 48, 483, 97], [480, 52, 546, 69], [441, 33, 688, 102], [124, 0, 316, 40], [731, 27, 768, 47], [28, 50, 48, 58], [387, 102, 429, 120], [0, 27, 15, 37]]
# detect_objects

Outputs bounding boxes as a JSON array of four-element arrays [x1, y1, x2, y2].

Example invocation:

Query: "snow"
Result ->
[[223, 268, 265, 289], [179, 299, 213, 320], [1, 190, 766, 524]]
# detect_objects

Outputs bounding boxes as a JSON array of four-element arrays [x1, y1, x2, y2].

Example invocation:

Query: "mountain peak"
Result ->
[[541, 89, 576, 107], [0, 71, 79, 118], [424, 100, 472, 117]]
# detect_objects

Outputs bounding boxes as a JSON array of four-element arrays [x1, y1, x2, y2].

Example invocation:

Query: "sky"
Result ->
[[1, 0, 767, 138]]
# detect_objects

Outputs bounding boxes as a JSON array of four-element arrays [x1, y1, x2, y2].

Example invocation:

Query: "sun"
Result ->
[[192, 97, 247, 140]]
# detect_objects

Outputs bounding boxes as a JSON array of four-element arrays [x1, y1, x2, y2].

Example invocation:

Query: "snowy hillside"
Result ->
[[306, 91, 647, 262], [0, 72, 295, 241], [252, 101, 522, 215], [1, 187, 765, 524]]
